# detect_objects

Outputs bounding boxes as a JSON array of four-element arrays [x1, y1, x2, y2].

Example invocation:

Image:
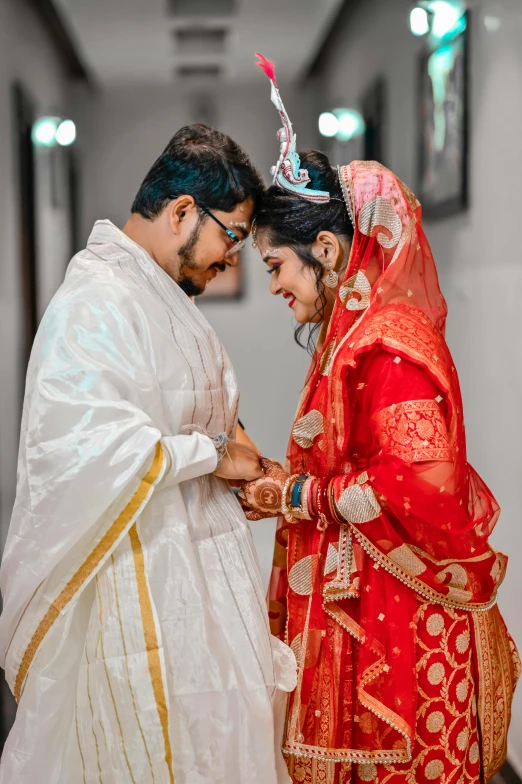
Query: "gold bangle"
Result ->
[[299, 476, 314, 520], [281, 474, 299, 523]]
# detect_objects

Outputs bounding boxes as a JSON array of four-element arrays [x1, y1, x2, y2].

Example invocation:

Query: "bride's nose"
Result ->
[[269, 275, 282, 296]]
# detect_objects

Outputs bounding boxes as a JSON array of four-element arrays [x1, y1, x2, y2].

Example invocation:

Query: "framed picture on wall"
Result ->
[[361, 78, 387, 166], [197, 254, 244, 302], [417, 16, 469, 218]]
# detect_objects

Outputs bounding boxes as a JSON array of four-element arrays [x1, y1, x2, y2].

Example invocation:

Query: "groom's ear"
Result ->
[[168, 195, 197, 235], [312, 230, 342, 267]]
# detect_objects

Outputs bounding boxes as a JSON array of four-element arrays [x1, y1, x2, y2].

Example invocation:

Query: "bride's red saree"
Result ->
[[267, 161, 520, 783]]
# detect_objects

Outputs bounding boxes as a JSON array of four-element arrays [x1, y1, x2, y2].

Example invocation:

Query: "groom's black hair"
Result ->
[[131, 124, 264, 219]]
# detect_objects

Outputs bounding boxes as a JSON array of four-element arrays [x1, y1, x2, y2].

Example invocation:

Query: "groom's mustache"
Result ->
[[210, 262, 227, 273]]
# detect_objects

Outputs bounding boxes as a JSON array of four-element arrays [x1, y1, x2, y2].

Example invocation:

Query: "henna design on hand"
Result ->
[[239, 457, 290, 518], [253, 482, 282, 513]]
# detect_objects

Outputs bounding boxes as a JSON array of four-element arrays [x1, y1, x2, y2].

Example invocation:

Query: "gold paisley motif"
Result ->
[[290, 633, 303, 669], [358, 196, 402, 249], [446, 587, 473, 603], [288, 555, 315, 596], [336, 483, 380, 524], [436, 563, 468, 589], [339, 270, 372, 312], [388, 544, 427, 577], [292, 410, 324, 449], [324, 543, 339, 577]]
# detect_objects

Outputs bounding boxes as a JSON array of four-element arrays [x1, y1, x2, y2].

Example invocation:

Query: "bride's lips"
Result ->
[[283, 292, 296, 308]]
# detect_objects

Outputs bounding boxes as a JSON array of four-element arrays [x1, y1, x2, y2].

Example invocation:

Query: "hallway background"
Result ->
[[1, 0, 521, 774]]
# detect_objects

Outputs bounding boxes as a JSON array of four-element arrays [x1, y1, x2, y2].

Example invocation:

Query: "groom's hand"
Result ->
[[213, 441, 263, 483]]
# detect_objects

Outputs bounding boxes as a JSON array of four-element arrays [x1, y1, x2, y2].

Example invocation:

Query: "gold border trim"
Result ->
[[350, 525, 498, 611], [129, 525, 175, 784], [111, 554, 156, 779], [14, 443, 165, 701]]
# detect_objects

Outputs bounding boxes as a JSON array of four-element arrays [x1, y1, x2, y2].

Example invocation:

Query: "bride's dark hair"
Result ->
[[255, 150, 354, 352]]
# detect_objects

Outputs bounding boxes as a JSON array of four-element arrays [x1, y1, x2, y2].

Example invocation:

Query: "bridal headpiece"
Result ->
[[255, 53, 331, 203]]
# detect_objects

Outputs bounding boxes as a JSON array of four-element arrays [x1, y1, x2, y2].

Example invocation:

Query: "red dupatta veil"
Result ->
[[267, 161, 519, 773]]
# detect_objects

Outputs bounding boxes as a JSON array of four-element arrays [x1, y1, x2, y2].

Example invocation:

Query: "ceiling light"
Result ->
[[410, 7, 430, 35], [319, 112, 339, 138], [55, 119, 76, 146]]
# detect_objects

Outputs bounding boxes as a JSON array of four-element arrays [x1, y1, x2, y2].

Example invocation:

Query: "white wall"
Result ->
[[71, 81, 320, 585], [315, 0, 522, 769], [0, 1, 72, 549]]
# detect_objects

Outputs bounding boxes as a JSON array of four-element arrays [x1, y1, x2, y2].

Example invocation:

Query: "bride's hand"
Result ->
[[239, 458, 289, 519]]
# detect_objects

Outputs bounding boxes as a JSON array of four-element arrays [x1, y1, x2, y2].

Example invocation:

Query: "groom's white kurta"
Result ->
[[0, 220, 295, 783]]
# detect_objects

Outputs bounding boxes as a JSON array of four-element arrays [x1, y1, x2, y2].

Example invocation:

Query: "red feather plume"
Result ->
[[255, 52, 277, 87]]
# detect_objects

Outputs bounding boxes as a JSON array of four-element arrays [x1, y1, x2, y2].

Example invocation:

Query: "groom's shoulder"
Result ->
[[57, 247, 146, 311], [41, 262, 148, 341]]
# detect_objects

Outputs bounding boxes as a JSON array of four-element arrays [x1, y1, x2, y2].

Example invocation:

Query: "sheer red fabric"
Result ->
[[267, 162, 520, 781]]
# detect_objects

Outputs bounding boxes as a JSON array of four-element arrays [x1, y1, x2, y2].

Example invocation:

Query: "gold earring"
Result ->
[[324, 263, 338, 288]]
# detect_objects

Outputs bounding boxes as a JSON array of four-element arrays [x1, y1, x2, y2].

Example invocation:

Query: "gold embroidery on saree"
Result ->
[[349, 525, 499, 611], [471, 606, 521, 780], [373, 399, 452, 463]]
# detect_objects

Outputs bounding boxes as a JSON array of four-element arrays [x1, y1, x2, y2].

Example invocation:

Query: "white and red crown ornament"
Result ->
[[255, 53, 331, 203]]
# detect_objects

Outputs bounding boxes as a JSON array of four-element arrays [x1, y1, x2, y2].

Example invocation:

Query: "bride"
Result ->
[[238, 55, 520, 783]]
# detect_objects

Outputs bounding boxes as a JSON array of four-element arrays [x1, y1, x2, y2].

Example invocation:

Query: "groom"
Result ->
[[0, 124, 295, 783]]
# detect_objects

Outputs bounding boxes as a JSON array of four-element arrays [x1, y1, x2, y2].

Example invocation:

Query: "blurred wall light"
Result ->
[[55, 120, 76, 146], [32, 116, 60, 147], [319, 108, 365, 142], [409, 1, 466, 40], [333, 108, 365, 142], [410, 7, 430, 35], [484, 15, 501, 32], [32, 116, 76, 147], [429, 1, 464, 38], [318, 112, 339, 137]]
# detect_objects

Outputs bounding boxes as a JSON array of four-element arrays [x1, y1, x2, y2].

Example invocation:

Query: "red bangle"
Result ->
[[315, 479, 331, 527], [308, 478, 317, 518], [328, 478, 345, 524]]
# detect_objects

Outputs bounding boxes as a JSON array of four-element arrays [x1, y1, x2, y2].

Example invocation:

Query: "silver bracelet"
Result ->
[[212, 432, 229, 467], [180, 424, 229, 467]]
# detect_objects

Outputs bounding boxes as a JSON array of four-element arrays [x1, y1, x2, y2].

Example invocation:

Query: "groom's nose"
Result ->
[[225, 251, 240, 268]]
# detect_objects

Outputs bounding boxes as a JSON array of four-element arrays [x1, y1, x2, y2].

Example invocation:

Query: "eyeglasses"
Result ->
[[198, 204, 246, 258]]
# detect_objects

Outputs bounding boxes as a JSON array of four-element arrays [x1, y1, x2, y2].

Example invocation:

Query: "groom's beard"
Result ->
[[177, 218, 227, 297], [178, 219, 205, 297]]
